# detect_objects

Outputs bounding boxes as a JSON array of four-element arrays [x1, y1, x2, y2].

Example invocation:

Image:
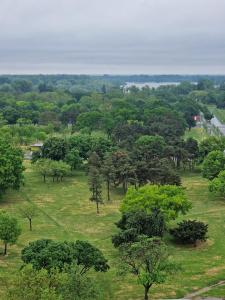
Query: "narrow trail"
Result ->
[[184, 280, 225, 299]]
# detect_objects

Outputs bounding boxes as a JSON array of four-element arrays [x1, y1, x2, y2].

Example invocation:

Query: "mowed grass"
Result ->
[[209, 105, 225, 124], [184, 127, 209, 141], [1, 162, 225, 299]]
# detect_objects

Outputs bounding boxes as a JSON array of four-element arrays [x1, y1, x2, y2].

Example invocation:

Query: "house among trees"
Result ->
[[30, 142, 43, 152]]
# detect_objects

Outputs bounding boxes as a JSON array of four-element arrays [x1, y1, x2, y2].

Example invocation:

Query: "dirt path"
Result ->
[[185, 280, 225, 299]]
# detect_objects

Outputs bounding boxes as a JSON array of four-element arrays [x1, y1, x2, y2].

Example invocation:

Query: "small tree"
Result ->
[[49, 160, 71, 182], [88, 166, 103, 214], [59, 264, 101, 300], [112, 209, 166, 248], [101, 153, 116, 201], [119, 237, 178, 300], [19, 204, 38, 231], [209, 170, 225, 197], [7, 264, 63, 300], [0, 211, 21, 255], [170, 220, 208, 246], [34, 159, 51, 182], [64, 148, 82, 170]]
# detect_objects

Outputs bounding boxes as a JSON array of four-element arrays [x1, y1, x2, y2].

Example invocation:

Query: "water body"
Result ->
[[125, 81, 180, 89]]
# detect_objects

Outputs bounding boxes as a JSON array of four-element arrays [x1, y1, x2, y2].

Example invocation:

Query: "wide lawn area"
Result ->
[[0, 162, 225, 299]]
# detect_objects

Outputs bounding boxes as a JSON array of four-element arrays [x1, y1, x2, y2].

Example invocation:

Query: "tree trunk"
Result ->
[[96, 202, 99, 214], [107, 181, 110, 201], [4, 242, 7, 255], [29, 218, 32, 231], [144, 285, 150, 300], [43, 174, 46, 183]]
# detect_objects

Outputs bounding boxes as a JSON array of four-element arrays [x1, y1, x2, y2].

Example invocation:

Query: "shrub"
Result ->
[[170, 220, 208, 246]]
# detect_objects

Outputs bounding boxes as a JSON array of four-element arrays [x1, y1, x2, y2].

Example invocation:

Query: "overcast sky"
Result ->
[[0, 0, 225, 74]]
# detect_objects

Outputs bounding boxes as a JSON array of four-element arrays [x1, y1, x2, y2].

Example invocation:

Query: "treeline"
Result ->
[[0, 77, 219, 146]]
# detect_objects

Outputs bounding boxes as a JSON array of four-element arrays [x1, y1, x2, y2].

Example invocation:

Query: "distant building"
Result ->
[[30, 142, 43, 152], [193, 115, 201, 122]]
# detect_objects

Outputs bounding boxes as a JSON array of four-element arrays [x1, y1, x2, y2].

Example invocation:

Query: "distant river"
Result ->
[[124, 82, 181, 89], [124, 81, 198, 89]]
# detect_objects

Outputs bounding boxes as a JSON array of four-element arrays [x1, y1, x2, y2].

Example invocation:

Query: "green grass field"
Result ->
[[209, 105, 225, 124], [184, 127, 209, 141], [1, 162, 225, 299]]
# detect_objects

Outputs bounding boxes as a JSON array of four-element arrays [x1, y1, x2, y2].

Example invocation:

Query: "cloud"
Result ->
[[0, 0, 224, 74]]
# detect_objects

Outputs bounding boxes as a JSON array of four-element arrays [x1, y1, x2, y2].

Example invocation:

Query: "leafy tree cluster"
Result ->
[[34, 159, 70, 182], [21, 239, 109, 273], [0, 138, 24, 197]]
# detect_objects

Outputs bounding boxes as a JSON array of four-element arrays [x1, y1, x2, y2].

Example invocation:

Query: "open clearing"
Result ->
[[0, 162, 225, 299]]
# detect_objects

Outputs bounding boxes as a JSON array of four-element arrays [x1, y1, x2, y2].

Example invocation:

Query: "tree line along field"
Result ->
[[0, 160, 225, 299]]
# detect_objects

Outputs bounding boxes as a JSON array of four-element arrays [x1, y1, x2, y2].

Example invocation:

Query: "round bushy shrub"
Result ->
[[170, 220, 208, 246]]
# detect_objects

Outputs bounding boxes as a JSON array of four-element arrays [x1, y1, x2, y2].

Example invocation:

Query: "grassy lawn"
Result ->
[[209, 105, 225, 124], [184, 127, 209, 141], [1, 162, 225, 299]]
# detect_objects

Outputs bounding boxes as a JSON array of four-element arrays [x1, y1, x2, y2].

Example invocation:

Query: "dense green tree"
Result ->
[[7, 264, 63, 300], [111, 151, 136, 193], [64, 148, 82, 170], [202, 150, 225, 180], [121, 185, 191, 221], [34, 159, 70, 182], [112, 209, 165, 247], [42, 137, 68, 161], [12, 80, 33, 93], [0, 139, 24, 197], [134, 135, 166, 159], [0, 211, 21, 255], [134, 157, 181, 186], [209, 170, 225, 196], [34, 159, 51, 182], [170, 220, 208, 246], [199, 136, 225, 160], [59, 264, 101, 300], [21, 239, 109, 273], [76, 111, 104, 132]]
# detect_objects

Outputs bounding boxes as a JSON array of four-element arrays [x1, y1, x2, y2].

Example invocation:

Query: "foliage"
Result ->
[[119, 237, 178, 300], [21, 239, 109, 273], [202, 150, 225, 180], [199, 137, 225, 161], [209, 170, 225, 196], [112, 209, 166, 248], [7, 264, 63, 300], [42, 137, 68, 161], [64, 148, 82, 170], [19, 204, 38, 231], [0, 211, 21, 255], [121, 185, 191, 221], [0, 139, 24, 197], [59, 264, 102, 300], [170, 220, 208, 246], [34, 159, 70, 182], [88, 166, 103, 214]]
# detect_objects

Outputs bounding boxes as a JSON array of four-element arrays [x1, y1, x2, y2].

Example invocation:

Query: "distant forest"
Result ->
[[0, 74, 225, 94]]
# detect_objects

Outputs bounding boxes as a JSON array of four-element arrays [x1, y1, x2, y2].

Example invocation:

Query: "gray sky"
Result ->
[[0, 0, 225, 74]]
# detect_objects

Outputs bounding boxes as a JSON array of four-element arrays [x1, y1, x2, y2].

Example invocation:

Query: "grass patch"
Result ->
[[209, 105, 225, 124], [1, 162, 225, 298], [184, 127, 209, 142]]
